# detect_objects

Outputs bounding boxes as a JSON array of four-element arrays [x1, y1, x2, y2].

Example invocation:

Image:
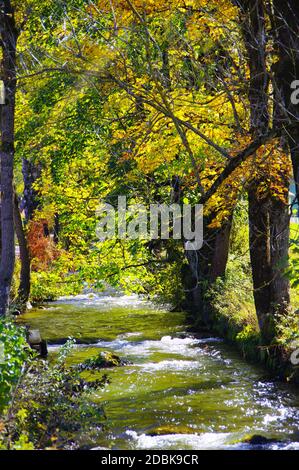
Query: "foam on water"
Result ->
[[93, 335, 208, 358], [56, 293, 152, 309], [125, 430, 235, 450], [124, 430, 299, 450], [136, 360, 201, 372]]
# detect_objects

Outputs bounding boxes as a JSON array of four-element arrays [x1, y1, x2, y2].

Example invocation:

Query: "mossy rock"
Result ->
[[78, 351, 127, 371], [240, 434, 278, 446], [148, 425, 196, 436]]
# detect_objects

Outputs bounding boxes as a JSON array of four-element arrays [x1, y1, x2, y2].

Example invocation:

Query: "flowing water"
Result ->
[[19, 294, 299, 450]]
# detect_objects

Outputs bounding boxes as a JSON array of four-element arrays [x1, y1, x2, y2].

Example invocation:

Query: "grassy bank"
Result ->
[[197, 254, 299, 385]]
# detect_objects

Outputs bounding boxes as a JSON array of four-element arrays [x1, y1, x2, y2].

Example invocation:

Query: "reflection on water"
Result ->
[[19, 294, 299, 450]]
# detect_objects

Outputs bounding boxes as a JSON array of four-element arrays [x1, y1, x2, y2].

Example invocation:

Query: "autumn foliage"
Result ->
[[27, 220, 59, 271]]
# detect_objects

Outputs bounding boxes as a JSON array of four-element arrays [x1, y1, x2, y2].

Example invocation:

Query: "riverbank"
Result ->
[[192, 272, 299, 386]]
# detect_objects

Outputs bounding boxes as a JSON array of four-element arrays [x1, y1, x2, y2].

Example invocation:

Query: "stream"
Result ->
[[19, 293, 299, 450]]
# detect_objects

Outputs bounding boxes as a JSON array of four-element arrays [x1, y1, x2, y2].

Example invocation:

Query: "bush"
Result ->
[[275, 311, 299, 353], [0, 320, 28, 413], [205, 254, 261, 359], [30, 270, 82, 303], [0, 340, 107, 450], [208, 255, 257, 331]]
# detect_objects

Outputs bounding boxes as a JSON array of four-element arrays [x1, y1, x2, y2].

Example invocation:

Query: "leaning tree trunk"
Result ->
[[14, 194, 30, 312], [0, 1, 18, 317]]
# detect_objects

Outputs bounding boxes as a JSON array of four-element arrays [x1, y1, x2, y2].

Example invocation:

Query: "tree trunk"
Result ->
[[272, 0, 299, 201], [0, 1, 18, 317], [14, 194, 30, 312], [183, 216, 233, 324], [209, 215, 233, 283], [271, 0, 298, 330], [53, 213, 60, 244], [248, 186, 290, 343], [269, 196, 290, 310], [22, 158, 41, 222], [248, 188, 272, 338], [238, 0, 290, 342], [250, 188, 290, 342]]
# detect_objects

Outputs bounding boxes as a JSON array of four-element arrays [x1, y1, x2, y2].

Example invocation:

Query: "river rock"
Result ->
[[27, 329, 48, 357], [78, 351, 128, 370], [241, 434, 278, 446], [28, 329, 42, 345], [148, 425, 195, 436]]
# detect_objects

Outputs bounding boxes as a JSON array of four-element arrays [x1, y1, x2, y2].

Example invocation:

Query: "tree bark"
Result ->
[[0, 1, 18, 316]]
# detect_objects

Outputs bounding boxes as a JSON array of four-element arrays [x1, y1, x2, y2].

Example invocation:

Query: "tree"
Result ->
[[14, 192, 30, 311], [0, 0, 18, 316], [272, 1, 299, 199]]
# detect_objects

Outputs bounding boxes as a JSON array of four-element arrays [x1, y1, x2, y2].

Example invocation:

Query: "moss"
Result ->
[[148, 425, 197, 436], [77, 351, 127, 370]]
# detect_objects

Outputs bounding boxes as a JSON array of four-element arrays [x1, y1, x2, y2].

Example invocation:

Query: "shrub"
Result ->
[[0, 321, 28, 413], [30, 270, 82, 303], [0, 341, 107, 450]]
